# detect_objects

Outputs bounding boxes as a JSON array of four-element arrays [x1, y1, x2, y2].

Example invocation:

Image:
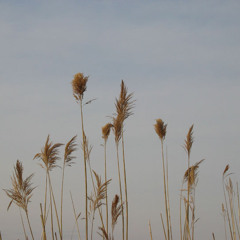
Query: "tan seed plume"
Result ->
[[72, 73, 88, 101], [154, 119, 167, 140], [102, 123, 113, 141], [184, 125, 194, 156]]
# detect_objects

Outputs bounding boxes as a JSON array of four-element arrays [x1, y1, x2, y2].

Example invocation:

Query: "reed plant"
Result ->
[[154, 119, 172, 240], [72, 72, 89, 240], [34, 135, 63, 240], [4, 160, 35, 240], [3, 73, 239, 240]]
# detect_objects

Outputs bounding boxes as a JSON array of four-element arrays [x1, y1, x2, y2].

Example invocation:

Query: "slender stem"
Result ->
[[223, 176, 234, 240], [49, 175, 54, 240], [19, 208, 28, 240], [104, 139, 109, 236], [191, 187, 196, 240], [60, 162, 66, 236], [148, 220, 153, 240], [187, 154, 190, 239], [48, 172, 62, 240], [44, 172, 48, 224], [80, 98, 88, 240], [160, 213, 167, 240], [160, 139, 170, 240], [90, 210, 95, 240], [70, 192, 82, 240], [87, 161, 106, 230], [180, 182, 184, 240], [25, 209, 35, 240], [116, 143, 124, 240], [40, 203, 47, 240], [121, 134, 128, 240], [166, 147, 172, 240]]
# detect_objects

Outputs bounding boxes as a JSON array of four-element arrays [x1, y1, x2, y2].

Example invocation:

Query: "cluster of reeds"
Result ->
[[153, 121, 204, 240], [222, 165, 240, 240], [3, 72, 238, 240]]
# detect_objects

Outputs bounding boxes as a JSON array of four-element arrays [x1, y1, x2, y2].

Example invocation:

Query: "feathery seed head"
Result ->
[[102, 123, 113, 141], [115, 80, 135, 123], [33, 135, 63, 171], [72, 73, 88, 101], [154, 119, 167, 140], [184, 125, 194, 156], [4, 160, 35, 212], [184, 159, 204, 189], [112, 116, 123, 144]]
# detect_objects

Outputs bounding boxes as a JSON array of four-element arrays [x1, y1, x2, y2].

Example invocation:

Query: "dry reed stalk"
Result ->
[[160, 213, 167, 240], [112, 115, 125, 240], [182, 159, 204, 240], [111, 194, 123, 239], [70, 192, 82, 240], [148, 220, 153, 240], [88, 171, 111, 240], [102, 123, 113, 236], [226, 178, 236, 240], [19, 207, 28, 240], [222, 203, 228, 240], [154, 119, 171, 240], [4, 160, 35, 240], [72, 72, 89, 240], [82, 134, 107, 235], [222, 165, 234, 240], [184, 125, 194, 236], [114, 80, 134, 240], [60, 136, 77, 236], [33, 135, 63, 240], [179, 182, 184, 240], [40, 203, 47, 240]]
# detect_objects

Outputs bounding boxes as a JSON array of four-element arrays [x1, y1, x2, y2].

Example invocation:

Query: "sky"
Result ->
[[0, 0, 240, 239]]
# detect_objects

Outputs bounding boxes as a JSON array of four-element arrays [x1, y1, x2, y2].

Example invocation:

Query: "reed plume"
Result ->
[[72, 72, 89, 240], [102, 123, 113, 236], [112, 194, 123, 235], [60, 135, 77, 236], [34, 135, 63, 240], [4, 160, 35, 240], [184, 124, 194, 238], [72, 73, 88, 101], [154, 118, 172, 240], [154, 119, 167, 141], [113, 80, 134, 240], [183, 159, 204, 190], [89, 171, 111, 240]]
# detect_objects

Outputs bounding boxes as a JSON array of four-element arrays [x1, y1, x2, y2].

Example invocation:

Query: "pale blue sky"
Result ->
[[0, 1, 240, 239]]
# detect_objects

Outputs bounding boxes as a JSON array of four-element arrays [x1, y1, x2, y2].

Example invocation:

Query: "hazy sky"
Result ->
[[1, 1, 240, 239]]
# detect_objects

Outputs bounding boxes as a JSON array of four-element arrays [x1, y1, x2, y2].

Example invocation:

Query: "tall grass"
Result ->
[[2, 72, 238, 240]]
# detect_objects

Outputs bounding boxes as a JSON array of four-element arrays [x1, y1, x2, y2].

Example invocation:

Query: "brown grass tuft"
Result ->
[[102, 123, 113, 141], [115, 80, 135, 123], [154, 119, 167, 140], [64, 135, 77, 167], [4, 160, 35, 212], [112, 194, 123, 231], [112, 116, 123, 144], [33, 135, 63, 171], [72, 73, 88, 101], [184, 125, 194, 156], [184, 159, 204, 189]]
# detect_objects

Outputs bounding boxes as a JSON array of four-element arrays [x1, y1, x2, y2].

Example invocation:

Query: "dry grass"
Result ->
[[3, 73, 238, 240]]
